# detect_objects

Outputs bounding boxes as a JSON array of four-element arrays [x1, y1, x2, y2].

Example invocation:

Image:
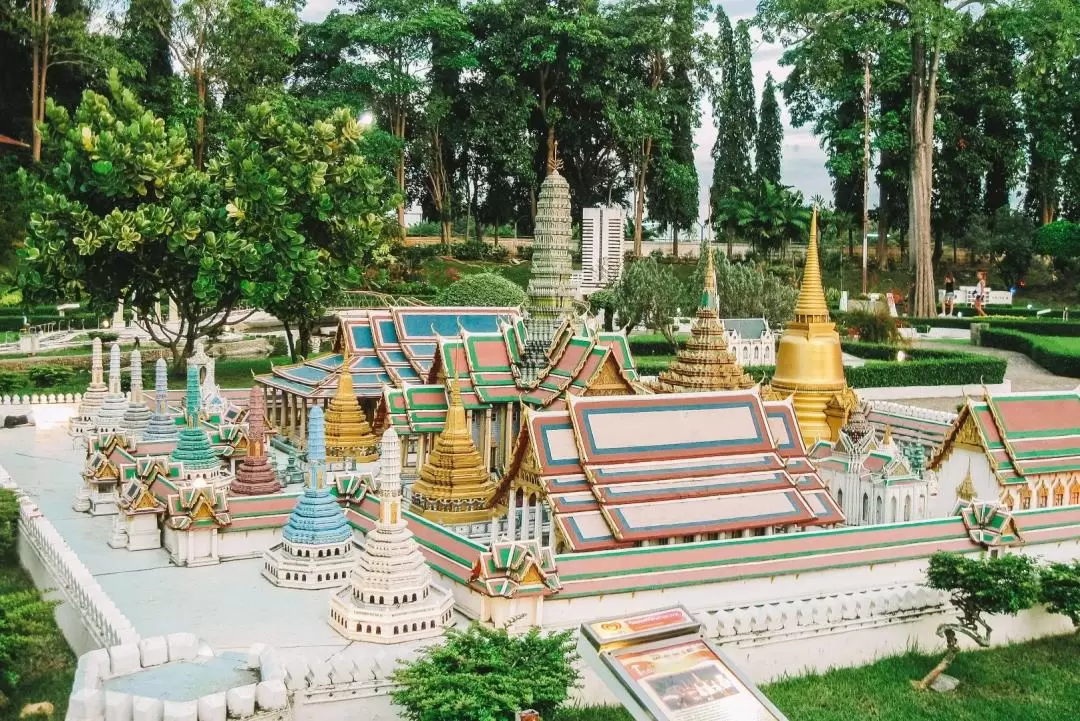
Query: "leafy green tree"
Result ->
[[119, 0, 175, 118], [1041, 560, 1080, 631], [709, 12, 755, 255], [916, 551, 1041, 689], [613, 256, 683, 344], [391, 622, 580, 721], [714, 181, 810, 259], [755, 72, 783, 187], [216, 101, 395, 359], [685, 242, 798, 324], [1035, 220, 1080, 263], [987, 207, 1036, 289], [434, 272, 526, 307]]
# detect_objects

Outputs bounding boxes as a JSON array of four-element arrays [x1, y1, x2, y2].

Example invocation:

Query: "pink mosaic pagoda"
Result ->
[[230, 386, 281, 496], [499, 389, 844, 552]]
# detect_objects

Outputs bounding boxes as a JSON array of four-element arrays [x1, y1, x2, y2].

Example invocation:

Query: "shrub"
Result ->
[[434, 273, 526, 307], [88, 331, 120, 343], [980, 328, 1080, 377], [26, 365, 73, 388], [0, 488, 17, 562], [1035, 220, 1080, 262], [627, 337, 679, 356], [391, 622, 580, 721], [844, 308, 900, 344], [825, 287, 841, 307], [516, 245, 534, 260], [614, 257, 683, 342], [682, 244, 797, 323], [1041, 560, 1080, 630], [841, 341, 1006, 387], [0, 371, 21, 395], [407, 220, 441, 236]]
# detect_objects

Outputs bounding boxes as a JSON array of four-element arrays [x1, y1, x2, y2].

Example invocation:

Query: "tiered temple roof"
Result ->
[[929, 388, 1080, 485], [865, 401, 956, 457], [324, 348, 378, 464], [231, 385, 281, 496], [653, 250, 754, 393], [409, 379, 498, 524], [256, 308, 519, 400], [501, 389, 844, 552], [329, 428, 454, 643], [121, 348, 153, 437], [810, 407, 922, 489]]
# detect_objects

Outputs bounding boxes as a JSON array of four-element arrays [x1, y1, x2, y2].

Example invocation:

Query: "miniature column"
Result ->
[[507, 490, 516, 539], [520, 495, 531, 541], [167, 297, 179, 325], [534, 499, 543, 543]]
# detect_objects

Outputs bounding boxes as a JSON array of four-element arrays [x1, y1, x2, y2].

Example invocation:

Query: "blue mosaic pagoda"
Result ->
[[143, 359, 180, 442], [262, 406, 355, 589]]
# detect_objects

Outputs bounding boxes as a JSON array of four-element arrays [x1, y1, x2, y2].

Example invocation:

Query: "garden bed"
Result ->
[[979, 329, 1080, 378]]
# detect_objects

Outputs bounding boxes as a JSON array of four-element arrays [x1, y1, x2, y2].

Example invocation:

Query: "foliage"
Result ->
[[843, 308, 901, 344], [709, 10, 754, 230], [926, 551, 1041, 641], [980, 328, 1080, 378], [713, 181, 810, 257], [613, 257, 683, 342], [0, 489, 17, 562], [1035, 221, 1080, 262], [1041, 560, 1080, 630], [0, 371, 21, 395], [588, 288, 617, 331], [986, 208, 1036, 289], [390, 622, 580, 721], [825, 287, 841, 306], [684, 245, 798, 324], [433, 272, 526, 307], [755, 72, 783, 186], [26, 365, 73, 388]]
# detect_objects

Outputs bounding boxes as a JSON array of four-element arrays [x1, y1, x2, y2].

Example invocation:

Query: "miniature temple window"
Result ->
[[1072, 483, 1080, 506], [1054, 485, 1065, 507]]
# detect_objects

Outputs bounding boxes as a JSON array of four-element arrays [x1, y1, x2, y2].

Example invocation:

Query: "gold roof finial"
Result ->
[[793, 205, 830, 323], [956, 459, 977, 502], [547, 140, 563, 175], [703, 245, 717, 309]]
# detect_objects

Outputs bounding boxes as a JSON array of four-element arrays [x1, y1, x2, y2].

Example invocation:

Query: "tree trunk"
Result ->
[[282, 320, 296, 362], [910, 34, 940, 318], [672, 227, 679, 259], [194, 70, 207, 170], [877, 189, 888, 271], [440, 219, 451, 245], [394, 111, 406, 234], [913, 629, 959, 691], [296, 319, 312, 359]]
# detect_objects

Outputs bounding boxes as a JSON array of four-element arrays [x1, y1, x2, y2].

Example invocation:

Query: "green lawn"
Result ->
[[557, 634, 1080, 721]]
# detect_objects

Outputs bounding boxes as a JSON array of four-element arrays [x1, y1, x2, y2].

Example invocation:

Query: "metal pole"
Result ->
[[861, 50, 872, 295]]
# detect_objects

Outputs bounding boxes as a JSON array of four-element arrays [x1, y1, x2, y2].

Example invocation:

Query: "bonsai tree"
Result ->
[[915, 551, 1040, 689], [433, 273, 526, 307], [1041, 560, 1080, 630], [391, 622, 580, 721]]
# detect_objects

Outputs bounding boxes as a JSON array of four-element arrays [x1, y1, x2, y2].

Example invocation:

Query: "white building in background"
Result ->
[[721, 318, 776, 366], [581, 205, 627, 291]]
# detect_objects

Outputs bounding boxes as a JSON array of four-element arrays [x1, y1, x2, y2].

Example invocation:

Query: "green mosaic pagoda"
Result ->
[[169, 365, 220, 472]]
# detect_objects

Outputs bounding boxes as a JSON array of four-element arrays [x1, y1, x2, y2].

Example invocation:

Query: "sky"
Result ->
[[299, 0, 833, 222]]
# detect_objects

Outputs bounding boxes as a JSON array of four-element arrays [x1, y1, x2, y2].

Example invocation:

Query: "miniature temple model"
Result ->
[[766, 207, 856, 444], [143, 358, 179, 442], [653, 250, 754, 393], [230, 385, 282, 496], [330, 428, 454, 643], [408, 379, 499, 528], [121, 348, 153, 438], [170, 366, 233, 489], [94, 343, 130, 435], [263, 407, 354, 589], [324, 348, 378, 469], [722, 318, 776, 366], [114, 458, 167, 551], [70, 337, 108, 436], [811, 405, 932, 525]]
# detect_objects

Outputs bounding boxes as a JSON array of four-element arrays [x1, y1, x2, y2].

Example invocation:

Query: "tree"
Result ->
[[217, 102, 395, 359], [987, 207, 1035, 289], [755, 72, 783, 187], [613, 256, 683, 344], [915, 551, 1040, 690], [685, 242, 798, 324], [434, 272, 526, 306], [709, 12, 755, 256], [1041, 560, 1080, 631], [714, 180, 810, 259], [119, 0, 175, 118], [1035, 220, 1080, 264], [390, 622, 580, 721], [759, 0, 994, 317]]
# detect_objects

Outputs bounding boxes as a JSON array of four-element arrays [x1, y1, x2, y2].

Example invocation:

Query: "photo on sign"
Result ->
[[645, 663, 739, 711]]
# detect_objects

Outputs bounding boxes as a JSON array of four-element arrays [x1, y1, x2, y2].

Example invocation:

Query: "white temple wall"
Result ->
[[933, 448, 997, 517], [219, 526, 280, 560]]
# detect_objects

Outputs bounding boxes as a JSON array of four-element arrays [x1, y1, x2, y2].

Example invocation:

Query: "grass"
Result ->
[[0, 565, 77, 719], [558, 634, 1080, 721]]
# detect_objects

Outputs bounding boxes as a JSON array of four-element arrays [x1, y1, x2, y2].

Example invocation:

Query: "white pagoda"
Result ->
[[94, 342, 129, 435], [121, 348, 153, 438], [69, 337, 108, 437], [329, 428, 454, 643]]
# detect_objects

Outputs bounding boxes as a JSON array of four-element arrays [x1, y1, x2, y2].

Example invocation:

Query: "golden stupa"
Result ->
[[766, 207, 855, 445], [409, 378, 498, 525], [324, 349, 378, 464], [654, 249, 754, 393]]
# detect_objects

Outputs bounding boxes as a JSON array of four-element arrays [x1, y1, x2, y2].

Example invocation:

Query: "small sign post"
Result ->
[[580, 606, 789, 721]]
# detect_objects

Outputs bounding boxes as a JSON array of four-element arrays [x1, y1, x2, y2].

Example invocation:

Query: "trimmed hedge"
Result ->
[[0, 313, 100, 332], [627, 337, 680, 356], [838, 312, 1080, 337], [979, 328, 1080, 378], [633, 341, 1005, 388]]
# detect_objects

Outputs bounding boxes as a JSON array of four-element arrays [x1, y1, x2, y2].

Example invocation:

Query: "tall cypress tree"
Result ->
[[755, 72, 782, 186], [709, 11, 755, 232], [120, 0, 174, 119]]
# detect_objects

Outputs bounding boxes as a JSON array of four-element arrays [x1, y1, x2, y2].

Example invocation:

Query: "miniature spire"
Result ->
[[379, 427, 402, 500], [91, 337, 104, 386], [307, 406, 326, 489], [129, 349, 143, 399], [248, 385, 266, 457], [324, 346, 378, 463], [793, 206, 831, 323], [524, 160, 575, 352], [108, 342, 122, 395], [702, 246, 718, 313], [154, 358, 169, 415], [184, 364, 200, 428], [957, 460, 977, 502], [230, 385, 281, 496], [121, 348, 153, 436]]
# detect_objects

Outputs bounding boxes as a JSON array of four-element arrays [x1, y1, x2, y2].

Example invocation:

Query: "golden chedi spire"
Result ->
[[654, 248, 754, 393], [409, 377, 498, 525], [956, 460, 977, 502], [768, 206, 853, 446], [324, 348, 378, 464]]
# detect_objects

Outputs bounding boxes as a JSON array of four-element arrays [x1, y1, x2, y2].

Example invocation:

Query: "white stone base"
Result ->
[[262, 544, 354, 589], [72, 486, 91, 513], [125, 514, 162, 551], [329, 582, 454, 644], [164, 528, 220, 567], [89, 490, 119, 516]]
